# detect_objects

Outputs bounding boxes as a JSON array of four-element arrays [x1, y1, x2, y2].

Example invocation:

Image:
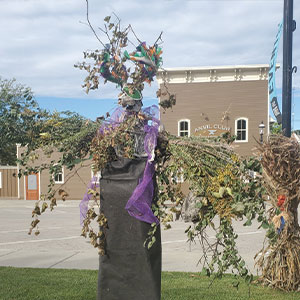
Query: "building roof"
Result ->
[[157, 64, 280, 84]]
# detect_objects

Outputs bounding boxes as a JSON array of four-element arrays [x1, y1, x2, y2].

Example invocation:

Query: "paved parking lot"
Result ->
[[0, 200, 266, 274]]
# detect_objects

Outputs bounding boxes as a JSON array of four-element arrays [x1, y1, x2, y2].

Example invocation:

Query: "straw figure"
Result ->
[[255, 135, 300, 291]]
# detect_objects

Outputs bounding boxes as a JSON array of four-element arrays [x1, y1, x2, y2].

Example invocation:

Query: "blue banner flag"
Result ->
[[269, 21, 283, 124]]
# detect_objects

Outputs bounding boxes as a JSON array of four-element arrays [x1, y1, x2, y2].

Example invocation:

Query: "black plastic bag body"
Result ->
[[98, 157, 161, 300]]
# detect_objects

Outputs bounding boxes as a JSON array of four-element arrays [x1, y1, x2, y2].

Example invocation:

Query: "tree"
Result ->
[[0, 77, 96, 167], [270, 122, 282, 135], [292, 129, 300, 135], [0, 77, 45, 165]]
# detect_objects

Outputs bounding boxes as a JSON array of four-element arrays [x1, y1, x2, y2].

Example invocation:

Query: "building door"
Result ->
[[26, 173, 39, 200]]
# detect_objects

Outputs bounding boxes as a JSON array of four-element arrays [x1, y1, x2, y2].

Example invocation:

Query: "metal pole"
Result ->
[[282, 0, 296, 137]]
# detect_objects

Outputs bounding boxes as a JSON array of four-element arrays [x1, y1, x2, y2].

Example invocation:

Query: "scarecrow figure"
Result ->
[[79, 33, 163, 299]]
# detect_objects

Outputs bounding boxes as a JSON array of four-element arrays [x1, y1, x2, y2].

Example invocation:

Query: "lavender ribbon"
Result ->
[[125, 160, 158, 224], [125, 115, 160, 224], [79, 177, 99, 226], [79, 105, 160, 225]]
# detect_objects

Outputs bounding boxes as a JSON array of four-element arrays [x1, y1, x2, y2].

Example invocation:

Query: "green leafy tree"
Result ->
[[0, 77, 42, 165], [0, 77, 98, 168], [270, 122, 282, 135]]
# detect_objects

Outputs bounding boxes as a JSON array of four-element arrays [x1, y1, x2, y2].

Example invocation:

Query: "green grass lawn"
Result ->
[[0, 267, 299, 300]]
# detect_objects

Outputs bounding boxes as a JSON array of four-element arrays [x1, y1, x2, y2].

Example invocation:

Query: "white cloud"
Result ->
[[0, 0, 299, 101]]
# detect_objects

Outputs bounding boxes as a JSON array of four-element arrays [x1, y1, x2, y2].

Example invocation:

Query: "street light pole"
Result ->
[[259, 121, 265, 143], [282, 0, 296, 137]]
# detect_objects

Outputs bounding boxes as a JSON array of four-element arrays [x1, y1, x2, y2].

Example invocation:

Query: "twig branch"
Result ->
[[128, 25, 143, 44], [79, 20, 89, 27], [154, 31, 163, 46], [112, 12, 122, 50], [85, 0, 106, 48], [99, 25, 112, 44]]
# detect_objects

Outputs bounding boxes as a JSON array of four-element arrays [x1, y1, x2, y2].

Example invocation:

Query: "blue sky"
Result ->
[[36, 96, 159, 120], [0, 0, 299, 128]]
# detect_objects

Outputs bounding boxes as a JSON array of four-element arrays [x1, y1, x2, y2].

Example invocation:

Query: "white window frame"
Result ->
[[178, 119, 191, 137], [0, 171, 2, 189], [54, 166, 64, 184], [235, 117, 248, 143]]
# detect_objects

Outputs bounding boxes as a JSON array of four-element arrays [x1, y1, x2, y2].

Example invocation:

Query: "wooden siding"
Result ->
[[39, 163, 93, 200], [160, 80, 268, 157], [18, 147, 95, 200], [0, 167, 18, 198]]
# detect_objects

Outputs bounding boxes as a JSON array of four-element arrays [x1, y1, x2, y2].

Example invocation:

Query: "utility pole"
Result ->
[[282, 0, 296, 137]]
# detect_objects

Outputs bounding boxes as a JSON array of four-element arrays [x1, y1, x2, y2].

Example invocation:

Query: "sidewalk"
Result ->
[[0, 200, 265, 273]]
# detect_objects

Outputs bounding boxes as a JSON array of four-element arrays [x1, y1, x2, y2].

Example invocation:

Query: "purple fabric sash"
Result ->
[[125, 115, 159, 224], [79, 177, 99, 226], [79, 105, 159, 225], [125, 160, 158, 224]]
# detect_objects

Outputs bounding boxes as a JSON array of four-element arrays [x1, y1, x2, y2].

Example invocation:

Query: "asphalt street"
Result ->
[[0, 200, 267, 274]]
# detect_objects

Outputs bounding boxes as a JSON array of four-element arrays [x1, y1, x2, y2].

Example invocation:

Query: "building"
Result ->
[[7, 64, 273, 200], [16, 145, 99, 201], [157, 64, 273, 157], [0, 166, 18, 199]]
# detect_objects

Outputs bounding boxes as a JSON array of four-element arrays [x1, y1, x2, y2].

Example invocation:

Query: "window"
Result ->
[[54, 166, 64, 184], [178, 119, 190, 137], [235, 118, 248, 142], [28, 174, 37, 190], [0, 172, 2, 189]]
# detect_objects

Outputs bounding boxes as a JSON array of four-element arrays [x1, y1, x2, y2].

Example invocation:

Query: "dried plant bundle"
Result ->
[[256, 135, 300, 291]]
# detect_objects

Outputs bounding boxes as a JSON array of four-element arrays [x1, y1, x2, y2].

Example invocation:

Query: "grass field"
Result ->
[[0, 267, 299, 300]]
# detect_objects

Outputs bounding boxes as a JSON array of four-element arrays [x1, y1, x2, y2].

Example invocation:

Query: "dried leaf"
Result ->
[[104, 16, 111, 23]]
